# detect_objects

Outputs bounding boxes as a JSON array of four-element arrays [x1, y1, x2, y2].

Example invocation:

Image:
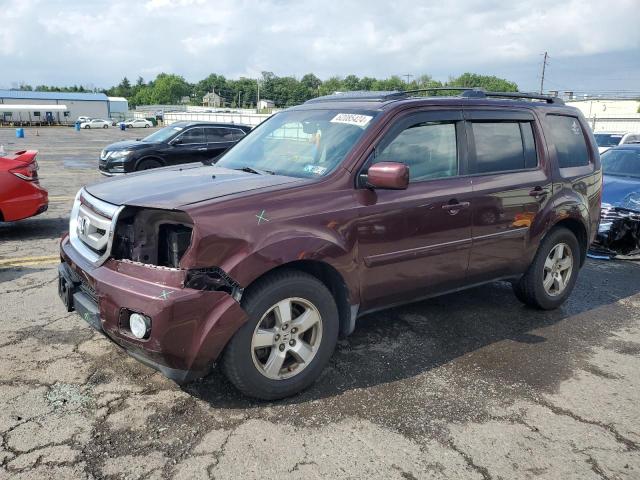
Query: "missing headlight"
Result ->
[[112, 208, 193, 268]]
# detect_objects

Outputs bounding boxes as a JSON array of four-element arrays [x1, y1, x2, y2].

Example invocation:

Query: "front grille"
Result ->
[[69, 189, 123, 266]]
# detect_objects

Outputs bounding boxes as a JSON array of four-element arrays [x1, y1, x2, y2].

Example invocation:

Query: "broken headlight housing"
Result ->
[[112, 208, 193, 268]]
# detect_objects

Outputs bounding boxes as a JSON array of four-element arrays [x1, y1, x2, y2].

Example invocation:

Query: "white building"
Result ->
[[567, 99, 640, 133], [107, 96, 129, 121], [0, 89, 111, 124], [257, 99, 275, 110]]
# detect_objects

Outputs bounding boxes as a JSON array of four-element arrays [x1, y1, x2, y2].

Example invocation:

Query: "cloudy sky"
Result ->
[[2, 0, 639, 94]]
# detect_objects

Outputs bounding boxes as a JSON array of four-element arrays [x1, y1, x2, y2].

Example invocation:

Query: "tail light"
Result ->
[[10, 160, 39, 182]]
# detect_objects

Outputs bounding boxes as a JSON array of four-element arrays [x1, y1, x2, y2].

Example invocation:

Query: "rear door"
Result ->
[[464, 108, 552, 282], [356, 109, 473, 310], [204, 127, 236, 162], [170, 127, 208, 164]]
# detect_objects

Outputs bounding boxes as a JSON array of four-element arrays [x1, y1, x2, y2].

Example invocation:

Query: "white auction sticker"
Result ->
[[330, 113, 373, 128]]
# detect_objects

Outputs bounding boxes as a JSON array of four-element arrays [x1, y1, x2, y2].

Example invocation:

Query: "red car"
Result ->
[[0, 150, 48, 222]]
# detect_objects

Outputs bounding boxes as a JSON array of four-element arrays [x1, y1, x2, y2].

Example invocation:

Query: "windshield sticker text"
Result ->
[[330, 113, 373, 128], [303, 165, 327, 175]]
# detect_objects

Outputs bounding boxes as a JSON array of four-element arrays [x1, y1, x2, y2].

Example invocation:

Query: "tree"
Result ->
[[448, 73, 518, 92]]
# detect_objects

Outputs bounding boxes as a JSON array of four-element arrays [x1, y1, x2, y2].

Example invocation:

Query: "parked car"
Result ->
[[80, 119, 110, 129], [0, 150, 48, 221], [77, 116, 92, 123], [119, 119, 153, 129], [59, 89, 601, 399], [98, 121, 251, 175], [594, 132, 640, 154], [591, 144, 640, 258]]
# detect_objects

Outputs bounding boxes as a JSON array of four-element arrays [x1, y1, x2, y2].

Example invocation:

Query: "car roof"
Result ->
[[170, 121, 251, 129], [291, 89, 569, 113], [607, 144, 640, 150]]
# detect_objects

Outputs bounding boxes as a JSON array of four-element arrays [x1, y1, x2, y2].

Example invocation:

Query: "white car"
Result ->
[[77, 116, 92, 123], [594, 132, 640, 154], [121, 119, 153, 128], [80, 119, 110, 129]]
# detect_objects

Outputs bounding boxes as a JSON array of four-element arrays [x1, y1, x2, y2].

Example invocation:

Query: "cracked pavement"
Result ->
[[1, 127, 639, 479]]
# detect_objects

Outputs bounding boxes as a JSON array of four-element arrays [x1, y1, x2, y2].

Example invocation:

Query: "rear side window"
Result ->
[[232, 129, 247, 141], [546, 115, 590, 168], [205, 127, 231, 142], [471, 122, 538, 174]]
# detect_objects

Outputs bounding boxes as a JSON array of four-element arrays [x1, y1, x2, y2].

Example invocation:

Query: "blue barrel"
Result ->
[[15, 128, 24, 138], [75, 121, 81, 131], [119, 122, 126, 131]]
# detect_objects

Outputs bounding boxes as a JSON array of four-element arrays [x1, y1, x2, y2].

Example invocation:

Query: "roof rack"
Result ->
[[304, 90, 407, 103], [405, 87, 564, 104], [304, 88, 564, 105]]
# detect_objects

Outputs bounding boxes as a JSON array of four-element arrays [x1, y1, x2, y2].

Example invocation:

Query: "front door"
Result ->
[[463, 108, 553, 282], [356, 110, 473, 311], [170, 127, 208, 164]]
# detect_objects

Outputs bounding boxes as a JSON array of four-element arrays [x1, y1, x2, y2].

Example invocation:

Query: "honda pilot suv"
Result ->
[[58, 89, 602, 399]]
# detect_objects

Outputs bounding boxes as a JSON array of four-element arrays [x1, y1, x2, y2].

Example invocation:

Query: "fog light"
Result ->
[[129, 313, 150, 339]]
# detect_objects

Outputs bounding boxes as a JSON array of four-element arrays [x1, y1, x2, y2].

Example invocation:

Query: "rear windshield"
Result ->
[[595, 134, 623, 147]]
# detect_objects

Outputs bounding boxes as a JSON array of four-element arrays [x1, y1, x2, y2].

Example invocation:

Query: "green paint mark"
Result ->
[[256, 210, 270, 225]]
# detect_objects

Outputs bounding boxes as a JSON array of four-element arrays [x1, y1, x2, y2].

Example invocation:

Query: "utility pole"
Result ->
[[539, 51, 548, 94], [402, 74, 414, 84], [256, 79, 260, 112]]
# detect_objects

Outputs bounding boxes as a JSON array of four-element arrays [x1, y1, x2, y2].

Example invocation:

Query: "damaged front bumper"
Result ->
[[590, 205, 640, 260], [58, 234, 248, 382]]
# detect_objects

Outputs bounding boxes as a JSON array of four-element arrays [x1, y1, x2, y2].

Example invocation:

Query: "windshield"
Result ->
[[595, 133, 623, 147], [601, 149, 640, 178], [216, 109, 378, 178], [141, 125, 183, 143]]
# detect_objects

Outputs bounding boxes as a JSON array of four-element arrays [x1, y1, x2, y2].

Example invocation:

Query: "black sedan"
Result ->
[[98, 121, 252, 175]]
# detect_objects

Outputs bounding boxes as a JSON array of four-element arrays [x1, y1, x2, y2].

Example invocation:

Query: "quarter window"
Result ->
[[471, 122, 538, 174], [374, 122, 458, 182], [546, 115, 589, 168]]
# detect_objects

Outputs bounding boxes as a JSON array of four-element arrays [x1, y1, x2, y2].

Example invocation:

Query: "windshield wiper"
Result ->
[[235, 166, 275, 175]]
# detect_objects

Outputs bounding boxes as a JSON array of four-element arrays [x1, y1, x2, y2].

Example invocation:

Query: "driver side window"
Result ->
[[374, 122, 458, 182], [177, 127, 205, 144]]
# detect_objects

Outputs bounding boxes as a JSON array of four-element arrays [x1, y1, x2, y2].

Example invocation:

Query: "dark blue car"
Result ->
[[593, 144, 640, 257]]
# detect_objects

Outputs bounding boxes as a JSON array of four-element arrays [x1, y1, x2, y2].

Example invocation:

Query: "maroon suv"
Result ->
[[58, 89, 602, 399]]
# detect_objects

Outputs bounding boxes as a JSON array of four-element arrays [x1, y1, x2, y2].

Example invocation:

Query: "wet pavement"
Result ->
[[1, 127, 639, 479]]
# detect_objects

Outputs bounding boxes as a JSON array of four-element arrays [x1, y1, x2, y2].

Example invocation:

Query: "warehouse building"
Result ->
[[0, 90, 117, 125]]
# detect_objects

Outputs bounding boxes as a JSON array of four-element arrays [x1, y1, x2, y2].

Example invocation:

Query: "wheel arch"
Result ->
[[548, 217, 589, 266], [240, 259, 356, 337], [134, 156, 165, 170]]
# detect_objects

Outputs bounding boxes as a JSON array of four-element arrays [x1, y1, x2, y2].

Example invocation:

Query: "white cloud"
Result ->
[[1, 0, 638, 91]]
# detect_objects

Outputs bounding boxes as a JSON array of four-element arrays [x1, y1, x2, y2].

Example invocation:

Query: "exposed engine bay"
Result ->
[[112, 208, 193, 268]]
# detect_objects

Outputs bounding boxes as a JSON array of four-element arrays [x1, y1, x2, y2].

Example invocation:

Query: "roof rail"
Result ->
[[304, 90, 406, 104], [303, 88, 564, 105]]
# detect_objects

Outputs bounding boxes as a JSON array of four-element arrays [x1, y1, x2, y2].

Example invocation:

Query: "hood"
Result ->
[[85, 163, 304, 208], [105, 140, 157, 151], [602, 174, 640, 210]]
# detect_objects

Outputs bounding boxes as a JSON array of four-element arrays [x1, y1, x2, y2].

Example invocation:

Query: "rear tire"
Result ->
[[136, 159, 162, 171], [513, 227, 580, 310], [222, 270, 339, 400]]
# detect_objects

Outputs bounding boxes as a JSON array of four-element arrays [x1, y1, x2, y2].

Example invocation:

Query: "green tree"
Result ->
[[447, 73, 518, 92]]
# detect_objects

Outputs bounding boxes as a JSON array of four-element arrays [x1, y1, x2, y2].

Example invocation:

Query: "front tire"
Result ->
[[513, 227, 580, 309], [222, 270, 339, 400], [136, 159, 162, 171]]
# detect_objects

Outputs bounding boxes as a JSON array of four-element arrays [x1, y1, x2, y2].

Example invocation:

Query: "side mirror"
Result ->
[[366, 162, 409, 190]]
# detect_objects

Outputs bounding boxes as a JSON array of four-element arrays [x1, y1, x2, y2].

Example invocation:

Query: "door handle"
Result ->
[[442, 201, 470, 212], [529, 186, 549, 198], [197, 147, 208, 151]]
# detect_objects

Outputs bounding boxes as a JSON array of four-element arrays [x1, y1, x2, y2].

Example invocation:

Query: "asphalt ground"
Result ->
[[1, 126, 639, 479]]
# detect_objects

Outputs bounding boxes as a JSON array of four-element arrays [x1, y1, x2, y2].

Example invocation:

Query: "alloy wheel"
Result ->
[[251, 297, 323, 380], [543, 242, 573, 296]]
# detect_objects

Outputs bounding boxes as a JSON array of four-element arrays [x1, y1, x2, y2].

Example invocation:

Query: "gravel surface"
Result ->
[[1, 127, 639, 479]]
